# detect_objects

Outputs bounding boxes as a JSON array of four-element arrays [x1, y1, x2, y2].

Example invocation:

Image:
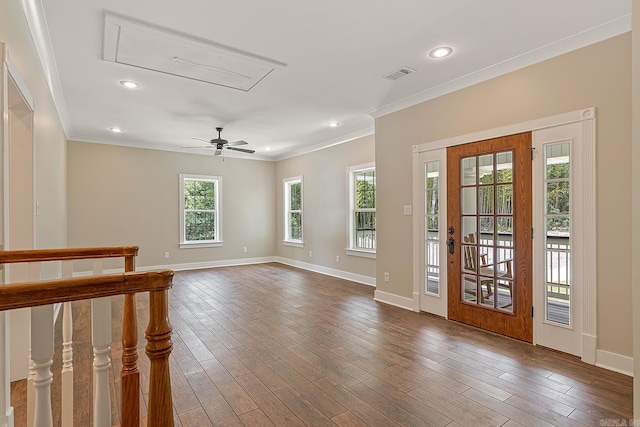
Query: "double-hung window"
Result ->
[[180, 174, 222, 248], [347, 164, 376, 257], [284, 176, 303, 246]]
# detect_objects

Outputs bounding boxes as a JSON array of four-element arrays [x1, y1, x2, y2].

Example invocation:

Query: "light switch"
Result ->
[[403, 205, 413, 215]]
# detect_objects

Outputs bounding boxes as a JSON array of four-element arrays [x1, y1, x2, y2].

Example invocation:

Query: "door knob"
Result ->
[[446, 237, 455, 254]]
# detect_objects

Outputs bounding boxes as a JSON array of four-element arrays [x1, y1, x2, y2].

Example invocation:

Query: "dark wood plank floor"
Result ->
[[12, 263, 634, 426]]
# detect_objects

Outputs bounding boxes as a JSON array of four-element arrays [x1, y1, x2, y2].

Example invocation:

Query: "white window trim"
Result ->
[[179, 174, 223, 248], [347, 163, 376, 258], [283, 176, 304, 246]]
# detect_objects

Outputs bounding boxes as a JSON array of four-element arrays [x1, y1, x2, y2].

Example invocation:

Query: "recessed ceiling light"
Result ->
[[429, 46, 453, 58], [327, 121, 340, 128], [109, 127, 124, 133], [119, 80, 141, 89], [265, 147, 272, 152]]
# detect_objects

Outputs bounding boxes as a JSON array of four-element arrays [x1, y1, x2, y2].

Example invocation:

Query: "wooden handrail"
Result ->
[[0, 246, 138, 264], [0, 271, 172, 311], [0, 247, 174, 426]]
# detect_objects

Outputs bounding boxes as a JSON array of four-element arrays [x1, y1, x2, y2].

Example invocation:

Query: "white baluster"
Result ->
[[31, 304, 54, 427], [61, 260, 74, 427], [92, 297, 111, 427]]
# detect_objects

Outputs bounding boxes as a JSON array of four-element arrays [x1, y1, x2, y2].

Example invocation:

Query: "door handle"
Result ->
[[446, 237, 455, 254]]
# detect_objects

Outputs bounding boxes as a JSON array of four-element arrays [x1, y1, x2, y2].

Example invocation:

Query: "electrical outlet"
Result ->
[[384, 272, 390, 282], [309, 251, 313, 257], [336, 255, 340, 262], [243, 246, 248, 253], [164, 252, 169, 259]]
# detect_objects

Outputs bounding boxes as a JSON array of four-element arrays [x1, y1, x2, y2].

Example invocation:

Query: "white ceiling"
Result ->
[[32, 0, 630, 160]]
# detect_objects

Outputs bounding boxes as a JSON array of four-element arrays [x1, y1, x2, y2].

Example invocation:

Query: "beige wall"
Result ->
[[631, 1, 640, 415], [275, 134, 376, 280], [68, 142, 276, 268], [1, 0, 68, 251], [375, 34, 632, 357]]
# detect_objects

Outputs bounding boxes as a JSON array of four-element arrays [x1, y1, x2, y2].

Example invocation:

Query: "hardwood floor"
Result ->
[[12, 263, 633, 426]]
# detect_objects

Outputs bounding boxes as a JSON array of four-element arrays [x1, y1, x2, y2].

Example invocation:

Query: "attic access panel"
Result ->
[[103, 13, 286, 91]]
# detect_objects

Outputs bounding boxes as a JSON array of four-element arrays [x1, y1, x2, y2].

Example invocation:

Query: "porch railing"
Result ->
[[0, 246, 174, 427]]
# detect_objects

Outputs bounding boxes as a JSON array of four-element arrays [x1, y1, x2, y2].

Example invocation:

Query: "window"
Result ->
[[425, 161, 440, 294], [284, 176, 303, 246], [348, 164, 376, 257], [543, 142, 571, 325], [180, 174, 222, 248]]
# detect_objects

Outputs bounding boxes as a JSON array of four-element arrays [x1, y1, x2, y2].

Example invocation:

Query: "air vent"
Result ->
[[383, 66, 416, 81], [103, 13, 286, 91]]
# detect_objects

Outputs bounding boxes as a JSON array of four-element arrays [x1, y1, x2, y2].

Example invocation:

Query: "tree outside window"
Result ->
[[180, 174, 222, 247], [284, 177, 303, 244]]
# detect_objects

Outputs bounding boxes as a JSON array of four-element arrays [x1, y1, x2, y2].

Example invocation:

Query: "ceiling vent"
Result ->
[[103, 13, 286, 91], [383, 66, 416, 81]]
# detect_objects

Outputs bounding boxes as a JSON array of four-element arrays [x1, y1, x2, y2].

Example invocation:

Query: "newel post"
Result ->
[[145, 289, 173, 426]]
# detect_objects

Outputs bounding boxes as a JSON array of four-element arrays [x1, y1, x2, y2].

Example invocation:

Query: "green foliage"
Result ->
[[184, 179, 216, 241], [289, 182, 302, 210], [355, 171, 375, 209]]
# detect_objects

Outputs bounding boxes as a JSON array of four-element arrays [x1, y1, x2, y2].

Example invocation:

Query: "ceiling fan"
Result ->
[[184, 127, 255, 156]]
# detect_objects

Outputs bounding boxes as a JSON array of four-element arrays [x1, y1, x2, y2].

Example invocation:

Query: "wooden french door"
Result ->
[[447, 132, 532, 342]]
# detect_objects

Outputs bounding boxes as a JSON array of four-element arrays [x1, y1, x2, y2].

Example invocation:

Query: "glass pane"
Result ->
[[496, 184, 513, 214], [546, 182, 569, 215], [479, 216, 494, 245], [355, 172, 375, 209], [462, 217, 477, 241], [426, 190, 438, 214], [496, 151, 513, 183], [461, 157, 476, 186], [478, 155, 493, 184], [496, 251, 513, 279], [461, 188, 476, 215], [185, 211, 215, 241], [546, 244, 570, 285], [426, 215, 438, 232], [546, 284, 570, 325], [290, 212, 302, 240], [426, 161, 439, 189], [184, 180, 215, 210], [462, 275, 477, 302], [479, 278, 494, 308], [290, 182, 302, 210], [546, 216, 569, 237], [478, 186, 494, 214], [478, 246, 492, 275], [497, 280, 513, 312], [462, 245, 476, 273], [546, 143, 570, 179], [496, 217, 513, 247], [426, 266, 439, 294]]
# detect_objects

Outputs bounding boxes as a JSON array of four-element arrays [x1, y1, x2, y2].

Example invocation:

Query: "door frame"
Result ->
[[412, 108, 596, 364]]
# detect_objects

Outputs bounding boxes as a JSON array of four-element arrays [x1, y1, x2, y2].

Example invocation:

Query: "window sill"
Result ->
[[283, 240, 304, 248], [346, 248, 376, 259], [180, 241, 223, 249]]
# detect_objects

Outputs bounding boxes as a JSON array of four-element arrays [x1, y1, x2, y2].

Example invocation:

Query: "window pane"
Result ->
[[355, 212, 376, 249], [461, 157, 476, 186], [289, 212, 302, 240], [461, 188, 476, 215], [546, 143, 570, 179], [184, 180, 215, 210], [546, 181, 570, 215], [426, 162, 439, 189], [185, 211, 216, 241], [289, 182, 302, 210], [496, 184, 513, 214], [496, 152, 513, 183], [478, 186, 494, 214], [356, 171, 376, 209], [426, 190, 438, 214], [478, 155, 493, 184]]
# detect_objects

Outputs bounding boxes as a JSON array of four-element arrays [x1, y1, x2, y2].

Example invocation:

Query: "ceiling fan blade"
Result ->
[[215, 149, 223, 156], [227, 146, 255, 154], [181, 145, 215, 149], [228, 140, 248, 146], [191, 137, 211, 144]]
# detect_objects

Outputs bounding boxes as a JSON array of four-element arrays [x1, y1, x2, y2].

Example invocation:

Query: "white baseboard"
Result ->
[[596, 350, 633, 377], [275, 257, 375, 286], [373, 290, 414, 311], [582, 333, 597, 365]]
